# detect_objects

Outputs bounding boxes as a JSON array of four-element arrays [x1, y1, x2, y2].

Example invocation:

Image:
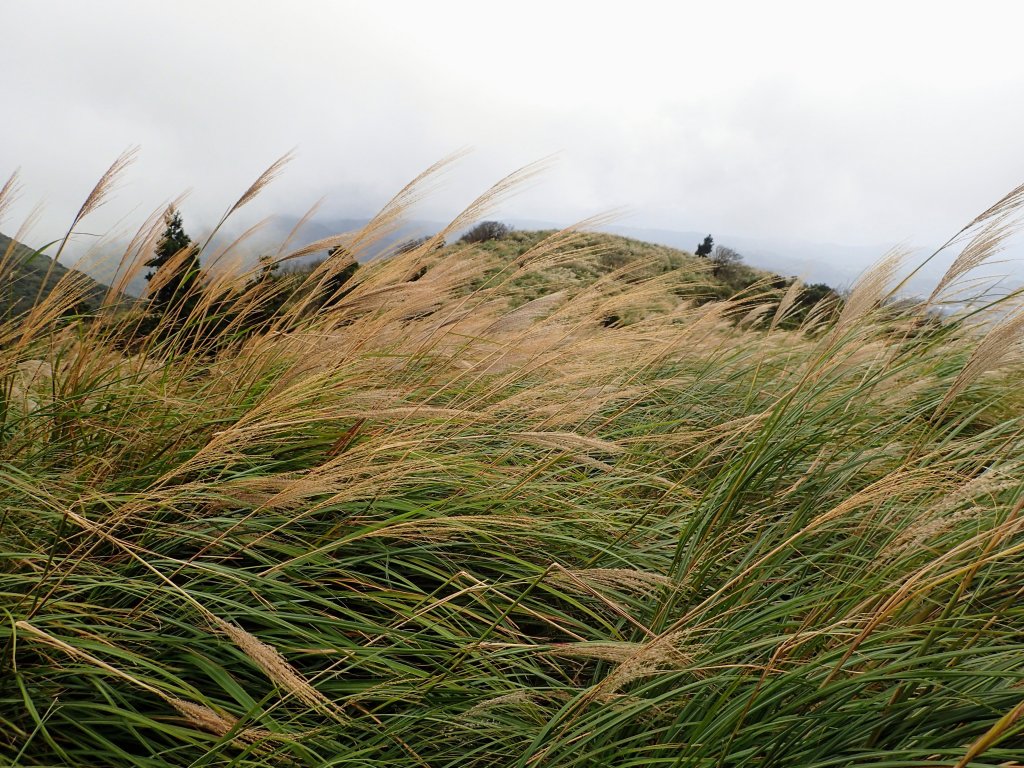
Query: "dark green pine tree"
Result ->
[[144, 207, 203, 331], [695, 234, 714, 258]]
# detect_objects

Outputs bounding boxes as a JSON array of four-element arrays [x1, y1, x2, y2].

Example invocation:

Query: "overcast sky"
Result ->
[[4, 0, 1024, 263]]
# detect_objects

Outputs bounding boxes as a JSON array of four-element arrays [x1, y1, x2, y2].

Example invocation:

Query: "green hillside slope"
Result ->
[[451, 228, 769, 306], [0, 231, 109, 314]]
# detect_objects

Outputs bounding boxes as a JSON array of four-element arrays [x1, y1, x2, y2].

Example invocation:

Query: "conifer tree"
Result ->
[[695, 234, 714, 258], [143, 208, 203, 336]]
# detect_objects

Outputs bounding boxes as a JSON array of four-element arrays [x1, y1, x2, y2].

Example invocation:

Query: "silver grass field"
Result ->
[[1, 156, 1024, 767]]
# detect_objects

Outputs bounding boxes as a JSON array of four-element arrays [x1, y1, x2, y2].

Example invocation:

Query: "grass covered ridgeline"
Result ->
[[1, 159, 1024, 767]]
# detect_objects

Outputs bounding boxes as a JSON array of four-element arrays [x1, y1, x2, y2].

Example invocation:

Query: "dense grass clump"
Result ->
[[2, 159, 1024, 767]]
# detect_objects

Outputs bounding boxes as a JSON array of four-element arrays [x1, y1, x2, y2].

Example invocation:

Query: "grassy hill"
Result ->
[[252, 227, 790, 328], [0, 231, 109, 314], [1, 207, 1023, 767], [452, 228, 772, 305]]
